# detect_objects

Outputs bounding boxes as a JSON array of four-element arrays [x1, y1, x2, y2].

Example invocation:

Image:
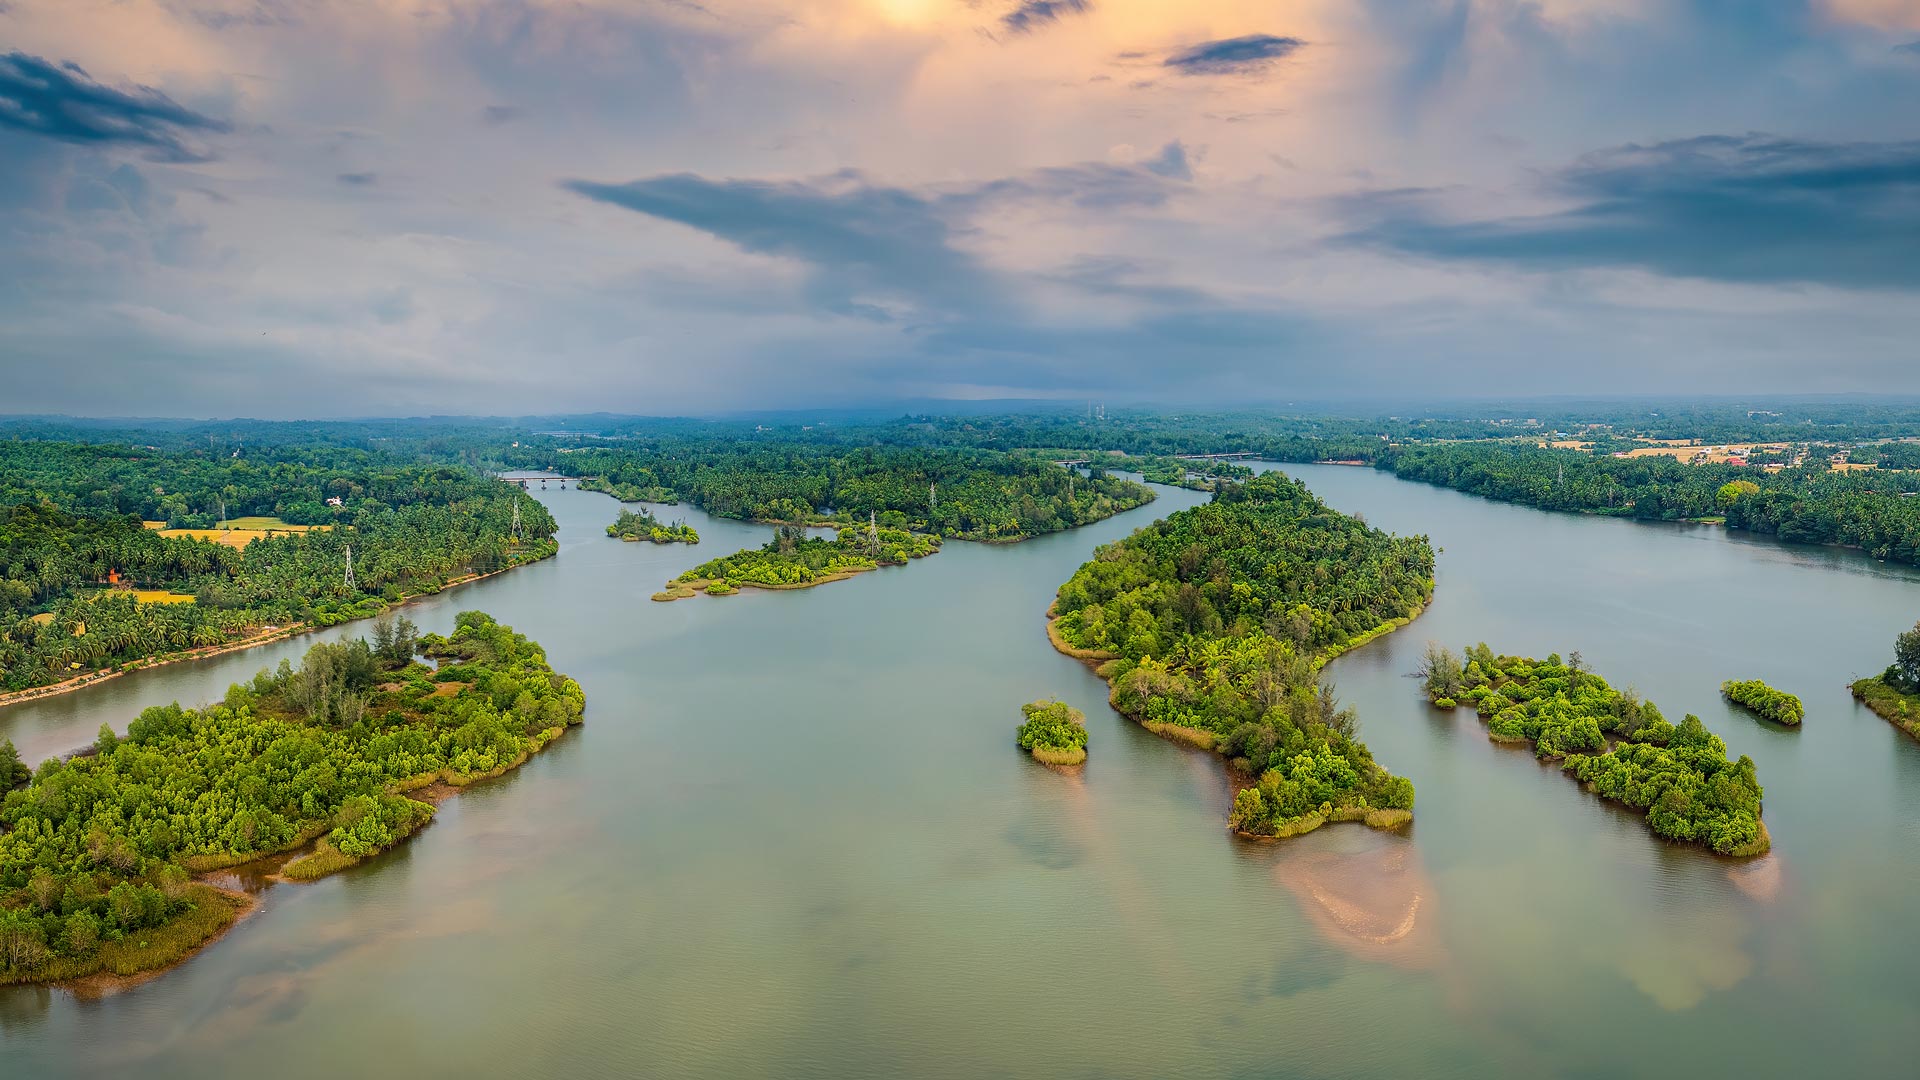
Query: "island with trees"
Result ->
[[1721, 679, 1804, 726], [1849, 619, 1920, 740], [1016, 699, 1088, 767], [1048, 473, 1432, 839], [1422, 644, 1769, 856], [654, 522, 939, 600], [0, 611, 583, 987], [607, 508, 699, 544]]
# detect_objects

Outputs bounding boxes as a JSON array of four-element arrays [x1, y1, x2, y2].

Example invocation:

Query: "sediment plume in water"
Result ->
[[1272, 830, 1440, 970]]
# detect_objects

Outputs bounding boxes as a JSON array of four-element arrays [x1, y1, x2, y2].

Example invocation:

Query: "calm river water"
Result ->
[[4, 465, 1918, 1078]]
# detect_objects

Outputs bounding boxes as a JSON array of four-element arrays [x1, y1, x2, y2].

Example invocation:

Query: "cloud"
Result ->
[[562, 171, 1002, 322], [1001, 0, 1091, 36], [561, 148, 1189, 320], [1897, 41, 1920, 56], [336, 172, 378, 186], [0, 51, 229, 163], [1163, 34, 1305, 76], [1343, 134, 1920, 289], [481, 105, 521, 126], [1140, 141, 1192, 180]]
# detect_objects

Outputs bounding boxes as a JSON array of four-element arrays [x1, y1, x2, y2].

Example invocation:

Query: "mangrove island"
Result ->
[[1422, 644, 1768, 856], [607, 507, 699, 544], [1721, 679, 1804, 725], [0, 611, 583, 987], [1048, 472, 1431, 839], [654, 522, 938, 601], [1016, 699, 1088, 767]]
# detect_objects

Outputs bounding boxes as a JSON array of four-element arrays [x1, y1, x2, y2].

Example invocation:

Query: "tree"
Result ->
[[1895, 620, 1920, 689], [0, 738, 26, 789], [1717, 479, 1760, 508]]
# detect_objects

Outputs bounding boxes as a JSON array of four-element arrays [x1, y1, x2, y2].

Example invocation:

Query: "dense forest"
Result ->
[[1422, 645, 1768, 855], [505, 443, 1154, 542], [1050, 473, 1432, 838], [0, 612, 583, 984], [0, 443, 556, 694], [607, 508, 698, 544]]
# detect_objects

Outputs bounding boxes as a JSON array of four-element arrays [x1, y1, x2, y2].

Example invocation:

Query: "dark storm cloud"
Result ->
[[562, 149, 1188, 317], [558, 155, 1322, 400], [1001, 0, 1090, 36], [1163, 35, 1305, 76], [1344, 134, 1920, 289], [563, 171, 1003, 320], [0, 51, 230, 163]]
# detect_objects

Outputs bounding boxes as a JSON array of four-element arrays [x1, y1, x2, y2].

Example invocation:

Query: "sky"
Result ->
[[0, 0, 1917, 417]]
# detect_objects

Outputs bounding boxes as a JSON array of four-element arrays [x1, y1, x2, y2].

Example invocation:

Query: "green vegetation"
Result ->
[[607, 508, 698, 544], [0, 443, 556, 694], [579, 477, 678, 504], [1016, 700, 1088, 766], [668, 522, 939, 596], [0, 611, 582, 985], [1848, 618, 1920, 740], [1050, 473, 1431, 838], [1379, 442, 1920, 565], [1427, 645, 1769, 856], [1721, 679, 1804, 725], [507, 443, 1154, 542]]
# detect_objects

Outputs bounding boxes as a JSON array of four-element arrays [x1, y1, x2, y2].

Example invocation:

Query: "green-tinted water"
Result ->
[[4, 465, 1917, 1077]]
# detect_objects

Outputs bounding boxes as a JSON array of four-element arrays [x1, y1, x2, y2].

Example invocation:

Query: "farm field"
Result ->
[[144, 517, 331, 548]]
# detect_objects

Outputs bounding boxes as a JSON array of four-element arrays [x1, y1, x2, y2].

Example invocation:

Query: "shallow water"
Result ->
[[4, 466, 1918, 1077]]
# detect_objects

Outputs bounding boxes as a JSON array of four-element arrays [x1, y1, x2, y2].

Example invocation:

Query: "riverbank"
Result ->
[[1850, 675, 1920, 740], [0, 549, 555, 712], [0, 884, 255, 998]]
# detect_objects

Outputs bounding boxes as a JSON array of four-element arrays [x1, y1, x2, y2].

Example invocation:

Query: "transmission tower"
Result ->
[[343, 544, 357, 591], [929, 482, 937, 512], [867, 510, 880, 557], [510, 497, 523, 543]]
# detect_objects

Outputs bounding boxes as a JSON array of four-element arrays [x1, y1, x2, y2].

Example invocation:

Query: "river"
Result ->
[[3, 465, 1918, 1077]]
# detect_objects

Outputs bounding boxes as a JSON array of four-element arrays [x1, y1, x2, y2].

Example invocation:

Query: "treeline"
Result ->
[[1380, 442, 1920, 565], [1422, 645, 1767, 855], [0, 440, 513, 528], [1051, 473, 1431, 838], [506, 443, 1154, 542], [0, 612, 583, 984]]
